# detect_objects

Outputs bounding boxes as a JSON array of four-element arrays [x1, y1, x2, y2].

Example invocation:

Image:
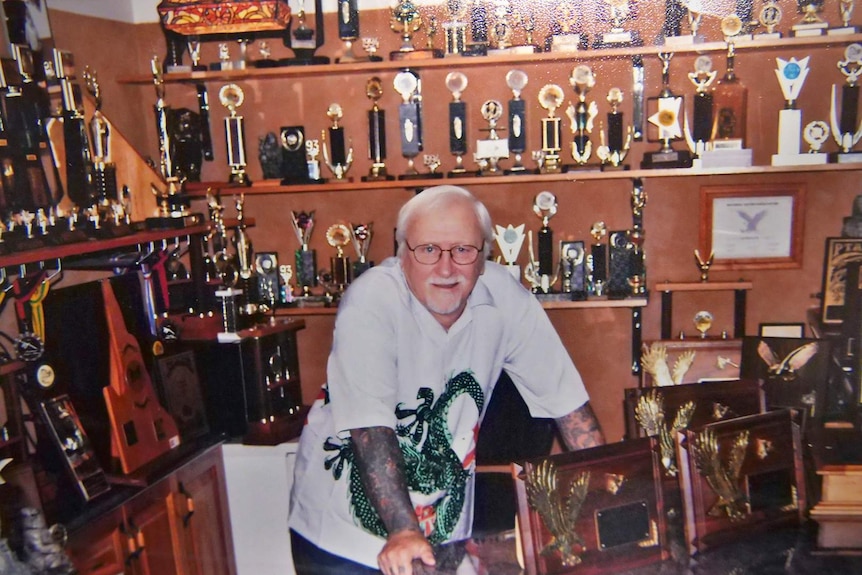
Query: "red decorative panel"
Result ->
[[157, 1, 291, 35]]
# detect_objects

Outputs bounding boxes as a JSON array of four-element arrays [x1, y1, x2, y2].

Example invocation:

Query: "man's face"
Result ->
[[401, 199, 484, 330]]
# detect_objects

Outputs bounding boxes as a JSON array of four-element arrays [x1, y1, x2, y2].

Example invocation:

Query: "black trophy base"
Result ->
[[145, 213, 204, 231], [532, 291, 573, 303], [253, 58, 281, 68], [640, 149, 693, 169], [462, 43, 488, 57], [55, 229, 91, 245], [829, 151, 862, 164], [504, 164, 532, 175], [191, 64, 208, 72], [361, 173, 396, 182], [563, 163, 602, 173], [593, 31, 643, 49], [398, 172, 439, 181], [229, 172, 253, 186], [353, 261, 373, 279], [5, 235, 47, 253], [277, 56, 331, 66], [87, 223, 133, 240], [282, 176, 327, 185], [447, 168, 470, 178], [389, 48, 444, 61], [600, 163, 631, 172]]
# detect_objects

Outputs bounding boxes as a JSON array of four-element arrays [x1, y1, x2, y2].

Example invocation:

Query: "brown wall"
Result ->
[[48, 6, 856, 441]]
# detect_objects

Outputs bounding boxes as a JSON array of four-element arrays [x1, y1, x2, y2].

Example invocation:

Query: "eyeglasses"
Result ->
[[405, 242, 484, 265]]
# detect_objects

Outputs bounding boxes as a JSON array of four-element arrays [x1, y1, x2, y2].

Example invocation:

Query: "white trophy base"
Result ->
[[828, 26, 860, 36], [791, 23, 828, 37], [488, 45, 539, 56], [727, 33, 754, 43], [602, 31, 633, 45], [777, 109, 802, 156], [693, 148, 753, 169], [771, 152, 828, 166], [753, 32, 783, 41], [550, 34, 583, 52], [217, 332, 243, 343], [476, 139, 510, 162], [833, 152, 862, 163], [664, 34, 704, 47]]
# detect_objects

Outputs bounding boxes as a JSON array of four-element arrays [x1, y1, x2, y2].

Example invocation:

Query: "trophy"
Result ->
[[321, 103, 353, 180], [511, 10, 541, 53], [536, 84, 565, 173], [830, 0, 860, 34], [791, 0, 828, 36], [290, 210, 317, 296], [363, 78, 393, 181], [642, 53, 692, 169], [218, 84, 251, 185], [467, 2, 490, 55], [708, 42, 752, 168], [446, 71, 469, 176], [607, 230, 633, 299], [475, 100, 508, 174], [590, 221, 608, 296], [594, 0, 642, 47], [252, 40, 279, 69], [564, 65, 598, 167], [662, 0, 687, 43], [597, 88, 633, 169], [443, 0, 469, 56], [148, 56, 188, 226], [326, 223, 352, 292], [54, 49, 95, 211], [694, 248, 714, 281], [279, 264, 294, 304], [771, 56, 827, 165], [283, 0, 330, 65], [336, 0, 364, 63], [306, 138, 323, 182], [83, 66, 123, 230], [804, 120, 830, 153], [547, 2, 586, 52], [533, 191, 557, 282], [684, 55, 717, 158], [390, 0, 427, 60], [756, 0, 784, 39], [494, 223, 526, 280], [187, 36, 207, 72], [560, 240, 587, 300], [350, 222, 373, 278], [665, 0, 705, 46], [506, 69, 529, 174], [394, 70, 424, 179], [632, 55, 645, 141], [280, 126, 311, 184], [628, 180, 646, 296], [830, 43, 862, 162], [488, 0, 514, 53], [255, 252, 279, 309]]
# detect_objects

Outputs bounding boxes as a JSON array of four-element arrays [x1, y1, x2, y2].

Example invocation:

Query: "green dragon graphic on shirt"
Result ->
[[323, 371, 484, 544]]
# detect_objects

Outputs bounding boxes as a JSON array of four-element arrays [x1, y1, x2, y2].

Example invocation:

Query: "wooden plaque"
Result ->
[[640, 339, 743, 387]]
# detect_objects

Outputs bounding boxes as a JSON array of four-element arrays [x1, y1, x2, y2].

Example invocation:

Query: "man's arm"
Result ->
[[350, 426, 436, 575], [554, 402, 605, 451]]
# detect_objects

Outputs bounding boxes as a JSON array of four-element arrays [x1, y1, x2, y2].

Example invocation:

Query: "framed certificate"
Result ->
[[699, 184, 805, 271]]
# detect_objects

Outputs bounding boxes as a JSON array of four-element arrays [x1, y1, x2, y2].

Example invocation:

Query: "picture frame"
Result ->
[[758, 323, 805, 338], [699, 184, 805, 271], [820, 237, 862, 326]]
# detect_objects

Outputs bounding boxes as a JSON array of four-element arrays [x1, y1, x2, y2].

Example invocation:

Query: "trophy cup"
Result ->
[[830, 43, 862, 162], [684, 55, 717, 158], [771, 56, 827, 165], [756, 0, 784, 39], [475, 100, 508, 174], [791, 0, 828, 36], [279, 264, 294, 304], [830, 0, 860, 34], [290, 210, 317, 297], [390, 0, 427, 60], [494, 223, 526, 280], [560, 240, 587, 300], [642, 53, 692, 169], [362, 77, 394, 181], [536, 84, 565, 173], [350, 222, 373, 278], [589, 221, 607, 296], [564, 64, 598, 168], [547, 2, 586, 52], [488, 0, 514, 53], [218, 83, 251, 185], [530, 191, 558, 293], [597, 87, 633, 169], [506, 69, 529, 174], [443, 0, 468, 56], [280, 126, 311, 184], [282, 0, 330, 65], [594, 0, 642, 47], [394, 70, 424, 179], [326, 223, 352, 293], [445, 71, 469, 176], [321, 103, 353, 180]]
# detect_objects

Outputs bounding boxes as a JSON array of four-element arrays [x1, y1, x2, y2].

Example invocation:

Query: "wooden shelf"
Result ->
[[116, 33, 862, 85], [655, 281, 753, 292]]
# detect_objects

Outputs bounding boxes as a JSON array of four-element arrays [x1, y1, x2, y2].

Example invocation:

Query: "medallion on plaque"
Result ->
[[219, 83, 251, 185], [506, 69, 529, 174], [597, 88, 633, 170], [642, 53, 692, 169], [684, 55, 717, 158], [830, 0, 860, 34], [326, 223, 351, 294], [594, 0, 642, 48], [290, 210, 318, 297], [494, 223, 526, 280], [475, 100, 509, 174], [589, 221, 608, 297], [280, 126, 313, 184], [536, 84, 565, 173], [525, 191, 560, 297], [830, 43, 862, 163], [564, 65, 599, 168], [443, 0, 468, 56], [321, 103, 353, 180], [363, 77, 394, 181], [771, 56, 827, 165], [394, 70, 425, 179], [791, 0, 828, 36], [445, 71, 469, 176], [350, 222, 374, 278], [560, 240, 587, 300]]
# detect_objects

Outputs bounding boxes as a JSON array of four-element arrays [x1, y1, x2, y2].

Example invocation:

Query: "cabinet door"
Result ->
[[124, 480, 182, 575], [171, 446, 236, 575], [68, 507, 126, 575]]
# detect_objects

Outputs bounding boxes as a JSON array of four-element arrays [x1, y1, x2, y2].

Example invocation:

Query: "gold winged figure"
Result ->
[[641, 342, 696, 386], [691, 428, 750, 521], [635, 389, 695, 476], [757, 340, 819, 380], [525, 460, 590, 566]]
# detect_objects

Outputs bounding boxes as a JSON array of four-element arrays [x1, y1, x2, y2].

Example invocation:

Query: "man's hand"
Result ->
[[377, 528, 436, 575]]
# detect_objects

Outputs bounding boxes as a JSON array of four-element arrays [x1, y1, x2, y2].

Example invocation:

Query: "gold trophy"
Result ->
[[694, 310, 714, 338], [694, 249, 714, 281], [363, 77, 393, 181], [475, 100, 508, 174], [536, 84, 565, 173], [219, 83, 251, 185], [565, 64, 598, 167], [321, 103, 353, 180], [830, 0, 860, 34], [390, 0, 440, 60], [326, 223, 352, 292], [792, 0, 828, 37]]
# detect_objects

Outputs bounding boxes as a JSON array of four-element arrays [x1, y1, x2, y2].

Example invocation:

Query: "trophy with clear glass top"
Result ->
[[565, 64, 598, 168], [684, 55, 717, 159], [771, 56, 826, 165], [363, 77, 394, 181], [830, 43, 862, 162], [536, 84, 565, 173], [506, 69, 529, 174], [394, 70, 425, 179], [321, 103, 353, 180], [525, 191, 560, 296], [446, 71, 469, 176]]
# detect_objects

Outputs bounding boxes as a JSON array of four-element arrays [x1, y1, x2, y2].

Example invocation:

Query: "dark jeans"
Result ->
[[290, 529, 382, 575]]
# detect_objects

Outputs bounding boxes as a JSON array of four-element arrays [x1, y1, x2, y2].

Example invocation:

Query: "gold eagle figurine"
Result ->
[[635, 389, 695, 476], [691, 428, 750, 521], [640, 342, 695, 387], [757, 341, 818, 380], [525, 460, 590, 566]]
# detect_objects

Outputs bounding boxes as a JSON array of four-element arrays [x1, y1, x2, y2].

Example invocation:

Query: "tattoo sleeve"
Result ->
[[350, 426, 422, 536], [555, 402, 606, 451]]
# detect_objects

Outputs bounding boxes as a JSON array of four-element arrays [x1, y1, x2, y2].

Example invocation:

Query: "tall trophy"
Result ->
[[150, 56, 182, 217], [547, 2, 586, 52], [589, 221, 608, 296], [525, 191, 559, 296], [756, 0, 784, 39], [219, 83, 251, 185], [363, 77, 393, 181], [282, 0, 330, 65], [390, 0, 430, 60], [445, 71, 469, 176], [475, 100, 508, 174], [684, 55, 717, 158], [394, 70, 424, 179], [488, 0, 514, 53], [771, 56, 826, 165], [280, 126, 311, 184], [536, 84, 565, 173], [350, 222, 373, 278], [290, 210, 317, 297], [830, 0, 860, 34], [506, 69, 529, 174], [336, 0, 370, 63], [665, 0, 705, 46], [594, 0, 642, 47], [565, 64, 598, 168], [703, 43, 753, 167], [326, 223, 351, 293], [494, 223, 526, 279], [597, 87, 633, 169], [306, 138, 323, 182], [791, 0, 828, 36], [443, 0, 468, 56], [54, 49, 95, 211], [641, 53, 692, 169], [560, 241, 587, 300], [321, 103, 353, 180], [830, 43, 862, 162], [83, 66, 122, 227]]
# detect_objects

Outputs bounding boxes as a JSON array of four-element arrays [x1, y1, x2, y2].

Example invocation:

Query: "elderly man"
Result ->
[[289, 185, 604, 574]]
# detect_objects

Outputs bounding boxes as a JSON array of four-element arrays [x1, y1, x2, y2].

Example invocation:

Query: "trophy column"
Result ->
[[771, 56, 826, 165], [494, 223, 525, 280], [363, 77, 393, 181], [325, 223, 352, 296], [536, 84, 564, 173], [641, 52, 692, 169], [394, 71, 423, 179], [830, 43, 862, 162], [597, 87, 632, 169], [445, 71, 469, 176], [290, 210, 318, 298], [505, 69, 529, 174], [527, 191, 558, 295], [564, 64, 598, 168], [684, 55, 717, 160], [589, 222, 608, 297], [219, 83, 252, 185], [321, 103, 353, 180]]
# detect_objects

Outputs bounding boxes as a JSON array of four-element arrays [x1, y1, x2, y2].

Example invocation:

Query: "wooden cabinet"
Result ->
[[68, 445, 236, 575]]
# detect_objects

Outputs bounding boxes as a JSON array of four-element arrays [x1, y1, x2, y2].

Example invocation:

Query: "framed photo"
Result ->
[[699, 184, 805, 271], [820, 237, 862, 326], [758, 323, 805, 338]]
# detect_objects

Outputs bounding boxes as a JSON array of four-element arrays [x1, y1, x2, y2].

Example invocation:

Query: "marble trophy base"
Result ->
[[828, 26, 860, 36], [791, 22, 828, 37], [830, 151, 862, 164], [488, 44, 540, 56], [390, 48, 444, 61], [772, 152, 828, 166], [399, 170, 444, 181], [693, 148, 753, 169], [663, 34, 705, 47], [771, 108, 826, 165], [640, 147, 692, 169], [532, 290, 573, 302], [546, 33, 587, 52], [593, 29, 642, 49]]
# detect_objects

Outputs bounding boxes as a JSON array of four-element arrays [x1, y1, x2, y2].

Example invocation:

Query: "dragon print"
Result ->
[[322, 371, 484, 544]]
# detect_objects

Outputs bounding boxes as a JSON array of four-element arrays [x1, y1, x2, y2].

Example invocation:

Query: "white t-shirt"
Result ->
[[289, 258, 589, 567]]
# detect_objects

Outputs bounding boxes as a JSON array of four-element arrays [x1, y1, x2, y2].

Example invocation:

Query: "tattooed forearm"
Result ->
[[351, 426, 422, 536], [555, 402, 605, 451]]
